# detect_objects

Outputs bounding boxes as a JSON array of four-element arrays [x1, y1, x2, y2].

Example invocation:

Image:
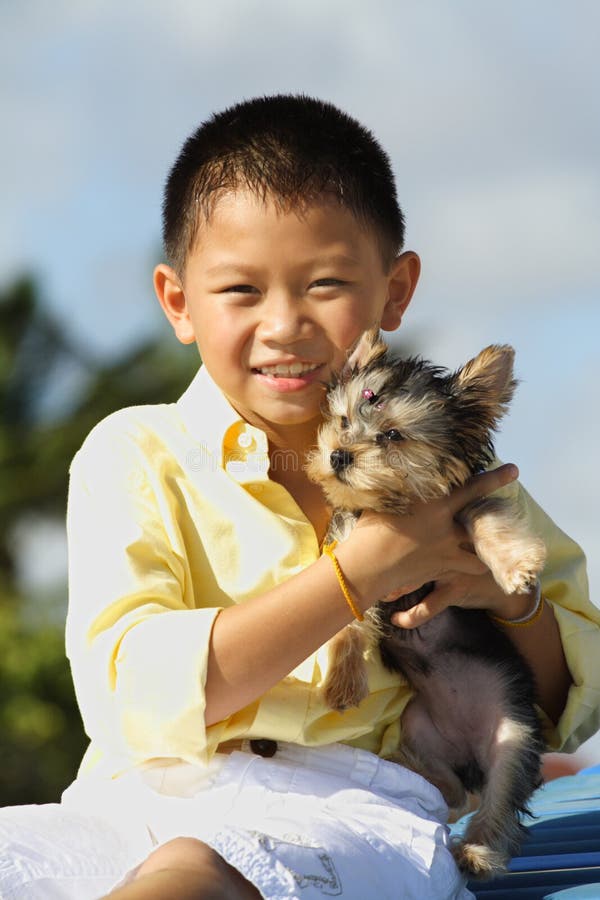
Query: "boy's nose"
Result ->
[[256, 293, 310, 343]]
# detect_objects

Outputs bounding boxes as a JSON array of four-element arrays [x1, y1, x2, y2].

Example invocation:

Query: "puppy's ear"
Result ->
[[454, 345, 517, 425], [344, 328, 388, 375]]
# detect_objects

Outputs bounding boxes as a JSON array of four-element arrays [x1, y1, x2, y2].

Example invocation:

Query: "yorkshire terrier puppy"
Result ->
[[306, 329, 546, 878]]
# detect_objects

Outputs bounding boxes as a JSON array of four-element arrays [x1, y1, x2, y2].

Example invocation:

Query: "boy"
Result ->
[[2, 95, 599, 900]]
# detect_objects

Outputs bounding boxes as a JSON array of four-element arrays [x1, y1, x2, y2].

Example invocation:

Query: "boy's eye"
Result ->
[[222, 284, 258, 294], [311, 278, 348, 289], [340, 415, 349, 429]]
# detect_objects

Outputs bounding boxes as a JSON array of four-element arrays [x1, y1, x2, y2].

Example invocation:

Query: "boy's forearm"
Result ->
[[496, 595, 572, 726], [206, 565, 572, 733], [205, 554, 355, 726]]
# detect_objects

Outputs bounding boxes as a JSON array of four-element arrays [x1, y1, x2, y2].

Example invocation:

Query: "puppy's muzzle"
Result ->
[[330, 448, 354, 473]]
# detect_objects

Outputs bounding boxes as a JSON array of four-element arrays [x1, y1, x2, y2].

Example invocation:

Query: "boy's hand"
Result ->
[[389, 568, 538, 629], [336, 464, 519, 615]]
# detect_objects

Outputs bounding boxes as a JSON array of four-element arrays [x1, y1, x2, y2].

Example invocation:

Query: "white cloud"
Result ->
[[410, 167, 600, 310]]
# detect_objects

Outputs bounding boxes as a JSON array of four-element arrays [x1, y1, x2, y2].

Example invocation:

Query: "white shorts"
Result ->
[[0, 742, 474, 900]]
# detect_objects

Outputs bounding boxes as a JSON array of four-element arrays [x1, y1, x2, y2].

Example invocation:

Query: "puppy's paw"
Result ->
[[466, 499, 546, 595], [451, 840, 507, 880], [490, 537, 546, 595], [323, 625, 370, 711], [323, 670, 369, 711]]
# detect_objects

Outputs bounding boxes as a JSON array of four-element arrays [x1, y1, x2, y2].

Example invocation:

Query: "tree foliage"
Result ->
[[0, 276, 198, 804]]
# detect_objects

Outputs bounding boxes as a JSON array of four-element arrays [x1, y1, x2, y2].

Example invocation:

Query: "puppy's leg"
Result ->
[[388, 700, 468, 815], [460, 496, 546, 595], [452, 716, 540, 879], [323, 625, 369, 710]]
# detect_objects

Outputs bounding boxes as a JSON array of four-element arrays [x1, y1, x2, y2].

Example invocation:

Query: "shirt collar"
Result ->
[[177, 366, 270, 483]]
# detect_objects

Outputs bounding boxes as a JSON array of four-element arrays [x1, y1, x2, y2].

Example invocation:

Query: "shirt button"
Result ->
[[237, 432, 254, 449]]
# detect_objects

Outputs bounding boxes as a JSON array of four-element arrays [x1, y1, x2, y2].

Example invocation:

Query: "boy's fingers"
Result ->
[[449, 464, 518, 513], [390, 563, 490, 628], [457, 549, 489, 576], [391, 592, 447, 629], [383, 550, 487, 610]]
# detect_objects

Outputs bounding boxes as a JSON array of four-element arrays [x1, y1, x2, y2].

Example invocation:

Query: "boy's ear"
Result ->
[[380, 251, 421, 331], [153, 264, 196, 345]]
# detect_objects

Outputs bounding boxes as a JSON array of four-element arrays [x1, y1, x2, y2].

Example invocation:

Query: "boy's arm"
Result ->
[[517, 482, 600, 752], [494, 591, 571, 725], [204, 466, 520, 725], [66, 421, 224, 764]]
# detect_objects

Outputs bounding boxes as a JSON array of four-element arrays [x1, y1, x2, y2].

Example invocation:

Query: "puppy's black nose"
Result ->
[[330, 448, 354, 472]]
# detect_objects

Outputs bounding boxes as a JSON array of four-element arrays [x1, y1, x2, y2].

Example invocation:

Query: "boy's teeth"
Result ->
[[259, 363, 318, 376]]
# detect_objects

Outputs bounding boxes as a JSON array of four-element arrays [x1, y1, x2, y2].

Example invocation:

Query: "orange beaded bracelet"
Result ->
[[322, 541, 365, 622]]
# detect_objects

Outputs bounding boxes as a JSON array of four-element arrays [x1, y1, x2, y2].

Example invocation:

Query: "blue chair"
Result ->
[[450, 769, 600, 899]]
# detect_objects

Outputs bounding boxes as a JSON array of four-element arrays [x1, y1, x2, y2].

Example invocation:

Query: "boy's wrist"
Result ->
[[322, 542, 365, 621], [488, 581, 541, 622], [332, 541, 384, 614]]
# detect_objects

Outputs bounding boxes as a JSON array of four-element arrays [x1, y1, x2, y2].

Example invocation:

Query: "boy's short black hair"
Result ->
[[162, 94, 405, 274]]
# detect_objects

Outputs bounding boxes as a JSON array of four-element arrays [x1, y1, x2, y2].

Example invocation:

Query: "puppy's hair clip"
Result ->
[[361, 388, 385, 410]]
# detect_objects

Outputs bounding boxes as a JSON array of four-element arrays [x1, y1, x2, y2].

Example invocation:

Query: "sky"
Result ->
[[3, 1, 599, 760]]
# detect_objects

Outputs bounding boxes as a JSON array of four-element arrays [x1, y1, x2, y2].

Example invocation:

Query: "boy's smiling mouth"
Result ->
[[251, 361, 326, 392], [253, 362, 321, 377]]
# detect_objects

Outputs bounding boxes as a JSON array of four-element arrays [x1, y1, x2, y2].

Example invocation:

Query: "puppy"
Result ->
[[306, 329, 546, 878]]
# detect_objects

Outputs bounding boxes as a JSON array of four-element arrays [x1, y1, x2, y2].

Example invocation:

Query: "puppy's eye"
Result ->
[[376, 429, 405, 445], [340, 415, 350, 429], [385, 429, 404, 442]]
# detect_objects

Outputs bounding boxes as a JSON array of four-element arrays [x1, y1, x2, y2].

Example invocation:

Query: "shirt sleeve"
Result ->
[[65, 414, 223, 767], [517, 482, 600, 753]]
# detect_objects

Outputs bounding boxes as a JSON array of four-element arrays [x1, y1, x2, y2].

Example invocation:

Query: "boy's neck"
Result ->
[[267, 438, 331, 547], [266, 420, 319, 458], [237, 410, 321, 464]]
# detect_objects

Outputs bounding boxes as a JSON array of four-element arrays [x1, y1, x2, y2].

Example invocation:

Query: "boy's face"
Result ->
[[155, 189, 419, 440]]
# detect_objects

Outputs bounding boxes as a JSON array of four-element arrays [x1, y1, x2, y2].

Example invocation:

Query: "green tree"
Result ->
[[0, 275, 197, 804]]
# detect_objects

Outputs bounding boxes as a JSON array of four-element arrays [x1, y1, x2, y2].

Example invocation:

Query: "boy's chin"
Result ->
[[256, 403, 323, 431]]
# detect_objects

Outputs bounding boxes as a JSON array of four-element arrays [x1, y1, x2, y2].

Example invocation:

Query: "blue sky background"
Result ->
[[3, 0, 599, 759]]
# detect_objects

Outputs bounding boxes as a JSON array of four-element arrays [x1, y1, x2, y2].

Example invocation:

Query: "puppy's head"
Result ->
[[306, 330, 517, 512]]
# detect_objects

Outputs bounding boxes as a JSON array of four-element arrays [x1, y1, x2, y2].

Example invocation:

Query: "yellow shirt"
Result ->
[[66, 365, 600, 778]]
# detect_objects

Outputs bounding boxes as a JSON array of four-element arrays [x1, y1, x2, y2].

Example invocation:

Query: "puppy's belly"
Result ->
[[403, 660, 510, 768]]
